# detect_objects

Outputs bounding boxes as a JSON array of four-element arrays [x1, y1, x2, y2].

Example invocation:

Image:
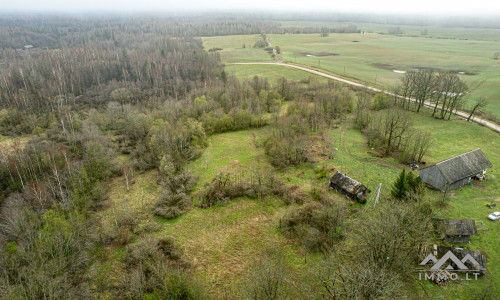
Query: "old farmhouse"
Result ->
[[433, 218, 478, 243], [419, 149, 492, 191], [329, 171, 367, 200]]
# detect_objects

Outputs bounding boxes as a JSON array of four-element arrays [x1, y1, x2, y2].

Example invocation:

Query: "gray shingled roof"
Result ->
[[433, 219, 478, 236], [423, 149, 492, 183], [329, 171, 364, 195], [438, 246, 486, 275]]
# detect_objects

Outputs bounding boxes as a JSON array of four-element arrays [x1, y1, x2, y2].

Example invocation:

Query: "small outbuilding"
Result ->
[[437, 246, 486, 275], [432, 219, 478, 243], [329, 171, 367, 200], [23, 45, 34, 50], [419, 149, 492, 191]]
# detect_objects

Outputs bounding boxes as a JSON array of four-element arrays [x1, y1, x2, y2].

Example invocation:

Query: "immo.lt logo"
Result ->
[[418, 250, 482, 281]]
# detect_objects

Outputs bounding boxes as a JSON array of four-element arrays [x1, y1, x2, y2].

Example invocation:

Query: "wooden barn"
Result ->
[[438, 246, 486, 275], [419, 149, 492, 191], [329, 171, 367, 200], [432, 219, 478, 243]]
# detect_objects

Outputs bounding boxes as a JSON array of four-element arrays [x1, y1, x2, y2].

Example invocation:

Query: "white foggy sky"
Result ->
[[1, 0, 499, 15]]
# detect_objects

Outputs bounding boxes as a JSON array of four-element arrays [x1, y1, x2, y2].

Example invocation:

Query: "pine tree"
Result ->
[[391, 169, 408, 200]]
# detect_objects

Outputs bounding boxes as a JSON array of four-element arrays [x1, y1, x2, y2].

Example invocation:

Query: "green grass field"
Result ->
[[279, 21, 500, 42], [203, 32, 500, 118], [225, 64, 326, 83]]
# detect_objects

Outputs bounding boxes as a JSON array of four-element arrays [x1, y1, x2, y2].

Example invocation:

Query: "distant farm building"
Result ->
[[419, 149, 492, 191], [433, 219, 478, 243], [23, 45, 34, 50], [329, 171, 367, 200]]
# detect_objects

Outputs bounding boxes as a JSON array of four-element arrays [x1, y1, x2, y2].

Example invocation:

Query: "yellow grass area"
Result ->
[[103, 168, 160, 223], [94, 169, 161, 297], [0, 135, 32, 153], [158, 197, 300, 297]]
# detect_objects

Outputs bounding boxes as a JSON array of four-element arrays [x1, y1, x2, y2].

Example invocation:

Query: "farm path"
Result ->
[[227, 62, 500, 133]]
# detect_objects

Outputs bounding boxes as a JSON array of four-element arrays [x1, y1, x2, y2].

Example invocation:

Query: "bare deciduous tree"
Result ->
[[381, 109, 413, 154], [431, 73, 468, 120], [247, 257, 286, 300], [412, 69, 435, 113], [467, 97, 488, 122]]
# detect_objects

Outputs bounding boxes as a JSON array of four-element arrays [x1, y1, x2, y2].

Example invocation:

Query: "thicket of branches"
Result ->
[[355, 94, 434, 162]]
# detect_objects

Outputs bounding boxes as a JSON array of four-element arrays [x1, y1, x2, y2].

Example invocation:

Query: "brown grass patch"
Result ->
[[159, 198, 291, 297], [102, 169, 160, 223], [307, 134, 330, 163]]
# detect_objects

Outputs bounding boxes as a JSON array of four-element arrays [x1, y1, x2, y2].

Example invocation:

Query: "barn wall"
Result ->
[[419, 165, 447, 191], [450, 178, 471, 190], [445, 235, 470, 243]]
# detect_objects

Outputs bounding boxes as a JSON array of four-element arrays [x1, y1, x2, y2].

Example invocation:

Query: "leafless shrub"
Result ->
[[115, 227, 134, 246], [349, 200, 433, 274], [319, 259, 407, 299], [280, 201, 346, 252], [246, 256, 287, 300], [198, 171, 304, 208], [122, 261, 206, 300], [123, 236, 183, 267]]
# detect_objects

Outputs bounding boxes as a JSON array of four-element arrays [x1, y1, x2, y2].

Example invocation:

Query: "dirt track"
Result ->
[[227, 62, 500, 133]]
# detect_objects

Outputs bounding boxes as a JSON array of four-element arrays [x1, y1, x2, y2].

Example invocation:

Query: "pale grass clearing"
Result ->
[[157, 197, 302, 297]]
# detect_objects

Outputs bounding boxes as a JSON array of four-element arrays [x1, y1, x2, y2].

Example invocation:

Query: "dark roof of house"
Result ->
[[421, 149, 492, 183], [433, 219, 478, 236], [329, 171, 365, 195]]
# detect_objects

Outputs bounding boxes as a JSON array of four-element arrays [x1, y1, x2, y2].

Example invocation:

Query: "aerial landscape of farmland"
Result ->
[[0, 2, 499, 299]]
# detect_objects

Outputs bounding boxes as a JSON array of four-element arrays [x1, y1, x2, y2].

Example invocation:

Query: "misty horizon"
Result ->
[[1, 0, 500, 16]]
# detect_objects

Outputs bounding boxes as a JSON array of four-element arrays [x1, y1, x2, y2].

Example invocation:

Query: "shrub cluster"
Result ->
[[262, 114, 311, 168], [123, 236, 183, 267], [198, 171, 306, 209], [279, 201, 346, 252], [120, 237, 206, 299], [154, 171, 198, 219]]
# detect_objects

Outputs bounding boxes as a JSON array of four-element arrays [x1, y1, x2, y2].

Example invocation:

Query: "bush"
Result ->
[[272, 184, 307, 206], [123, 262, 206, 300], [319, 259, 407, 299], [115, 208, 138, 229], [254, 39, 268, 48], [123, 236, 182, 267], [246, 257, 286, 300], [280, 201, 346, 251], [157, 237, 183, 261], [313, 163, 332, 180], [198, 171, 298, 208], [349, 201, 433, 274], [262, 115, 311, 168], [372, 93, 391, 110], [154, 171, 197, 219], [115, 227, 134, 246]]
